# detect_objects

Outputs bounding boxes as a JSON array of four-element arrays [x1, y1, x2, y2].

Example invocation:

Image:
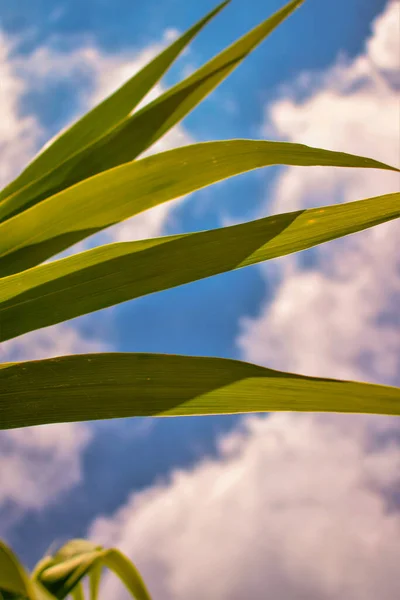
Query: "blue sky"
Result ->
[[0, 0, 399, 597]]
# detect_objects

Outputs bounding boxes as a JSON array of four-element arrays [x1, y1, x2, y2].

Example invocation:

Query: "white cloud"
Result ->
[[20, 28, 180, 113], [0, 325, 108, 537], [239, 218, 400, 383], [367, 1, 400, 71], [0, 323, 109, 362], [239, 0, 400, 384], [0, 324, 108, 530], [0, 423, 90, 511], [0, 32, 41, 189], [91, 412, 400, 600]]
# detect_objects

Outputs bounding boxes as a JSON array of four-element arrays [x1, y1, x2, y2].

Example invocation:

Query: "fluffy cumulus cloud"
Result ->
[[0, 324, 108, 532], [91, 412, 400, 600], [0, 327, 100, 520], [239, 0, 400, 384], [0, 323, 109, 363], [88, 4, 400, 599], [0, 32, 41, 188], [0, 424, 90, 526]]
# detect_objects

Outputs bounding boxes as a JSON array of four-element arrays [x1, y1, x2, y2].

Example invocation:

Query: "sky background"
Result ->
[[0, 0, 400, 598]]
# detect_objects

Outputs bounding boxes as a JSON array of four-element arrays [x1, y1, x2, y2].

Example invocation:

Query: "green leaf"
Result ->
[[100, 550, 150, 600], [89, 566, 102, 600], [38, 551, 101, 599], [34, 541, 102, 600], [32, 541, 102, 593], [53, 542, 102, 562], [70, 585, 84, 600], [0, 192, 399, 342], [37, 543, 151, 600], [0, 544, 54, 600], [1, 354, 399, 431], [0, 0, 304, 222], [0, 1, 229, 202], [0, 542, 30, 597], [30, 584, 57, 600], [32, 559, 55, 584], [0, 140, 397, 277]]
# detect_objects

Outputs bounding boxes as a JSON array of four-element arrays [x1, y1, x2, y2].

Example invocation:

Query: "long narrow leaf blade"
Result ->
[[89, 565, 102, 600], [0, 192, 399, 341], [0, 139, 397, 277], [0, 542, 30, 597], [71, 584, 84, 600], [0, 354, 399, 431], [0, 0, 304, 221], [0, 544, 54, 600], [32, 582, 59, 600], [0, 1, 229, 202]]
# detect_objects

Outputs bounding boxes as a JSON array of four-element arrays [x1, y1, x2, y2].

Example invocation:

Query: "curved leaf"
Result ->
[[0, 354, 399, 431], [0, 1, 229, 202], [0, 192, 399, 341], [71, 585, 84, 600], [32, 540, 103, 599], [38, 551, 102, 598], [0, 0, 304, 222], [31, 583, 58, 600], [89, 565, 102, 600], [101, 549, 150, 600], [0, 542, 30, 597], [0, 544, 54, 600], [0, 139, 397, 277], [37, 543, 151, 600], [53, 541, 102, 561]]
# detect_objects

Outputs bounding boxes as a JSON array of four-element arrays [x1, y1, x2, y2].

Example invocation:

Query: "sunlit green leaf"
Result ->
[[1, 354, 399, 431], [1, 192, 398, 342], [0, 543, 55, 600], [31, 583, 58, 600], [0, 1, 229, 203], [0, 0, 304, 222], [89, 566, 102, 600], [0, 139, 397, 277], [53, 542, 102, 562], [100, 550, 150, 600], [70, 584, 84, 600], [37, 541, 150, 600], [0, 542, 29, 597]]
